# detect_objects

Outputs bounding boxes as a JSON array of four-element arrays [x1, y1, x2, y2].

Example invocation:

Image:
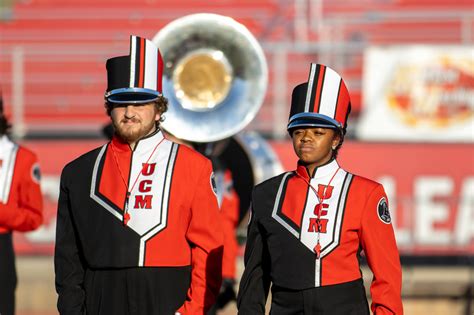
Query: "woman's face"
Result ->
[[292, 127, 340, 172]]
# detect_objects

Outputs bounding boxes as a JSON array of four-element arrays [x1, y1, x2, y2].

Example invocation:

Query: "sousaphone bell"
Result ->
[[153, 14, 282, 221]]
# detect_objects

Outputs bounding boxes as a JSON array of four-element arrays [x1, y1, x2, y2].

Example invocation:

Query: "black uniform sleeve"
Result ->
[[237, 191, 271, 314], [54, 168, 86, 315]]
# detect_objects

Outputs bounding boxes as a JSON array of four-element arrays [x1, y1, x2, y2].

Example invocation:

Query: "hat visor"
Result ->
[[287, 112, 342, 133], [105, 87, 160, 104]]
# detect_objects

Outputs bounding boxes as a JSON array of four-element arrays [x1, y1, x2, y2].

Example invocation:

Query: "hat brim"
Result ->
[[287, 112, 342, 133], [105, 87, 160, 104]]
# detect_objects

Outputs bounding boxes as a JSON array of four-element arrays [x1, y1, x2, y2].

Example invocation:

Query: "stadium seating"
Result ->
[[0, 0, 471, 135]]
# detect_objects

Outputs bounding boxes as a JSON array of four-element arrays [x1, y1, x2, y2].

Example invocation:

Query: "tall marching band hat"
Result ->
[[105, 35, 163, 104], [287, 63, 351, 134]]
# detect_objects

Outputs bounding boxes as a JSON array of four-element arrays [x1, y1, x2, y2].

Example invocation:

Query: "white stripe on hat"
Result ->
[[304, 63, 317, 112], [144, 39, 158, 91], [318, 67, 341, 119], [129, 36, 137, 87]]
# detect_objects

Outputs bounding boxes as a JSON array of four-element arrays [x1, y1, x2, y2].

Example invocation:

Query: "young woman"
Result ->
[[237, 64, 403, 314]]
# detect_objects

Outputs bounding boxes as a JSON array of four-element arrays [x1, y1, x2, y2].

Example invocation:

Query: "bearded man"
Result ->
[[54, 36, 224, 315]]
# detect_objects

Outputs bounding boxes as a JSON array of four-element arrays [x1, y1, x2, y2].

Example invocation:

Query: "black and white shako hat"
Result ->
[[287, 63, 351, 134], [105, 35, 163, 104]]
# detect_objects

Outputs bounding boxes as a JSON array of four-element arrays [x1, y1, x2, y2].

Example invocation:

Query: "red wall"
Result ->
[[13, 139, 474, 257]]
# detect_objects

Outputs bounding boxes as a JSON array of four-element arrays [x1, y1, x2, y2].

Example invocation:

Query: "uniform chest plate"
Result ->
[[272, 170, 353, 257], [90, 142, 178, 237]]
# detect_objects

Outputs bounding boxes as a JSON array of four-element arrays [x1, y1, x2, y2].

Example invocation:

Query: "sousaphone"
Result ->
[[153, 13, 268, 142], [153, 14, 281, 221]]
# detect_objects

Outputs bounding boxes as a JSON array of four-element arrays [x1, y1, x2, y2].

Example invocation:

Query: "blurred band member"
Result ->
[[238, 64, 403, 314], [0, 93, 43, 315], [54, 36, 223, 315], [207, 162, 239, 315]]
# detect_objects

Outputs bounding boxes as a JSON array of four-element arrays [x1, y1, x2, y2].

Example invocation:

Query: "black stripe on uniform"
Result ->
[[133, 37, 141, 87], [314, 65, 326, 114], [332, 79, 343, 122], [307, 64, 320, 113]]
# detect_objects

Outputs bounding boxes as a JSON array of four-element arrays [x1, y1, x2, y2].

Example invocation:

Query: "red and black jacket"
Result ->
[[55, 130, 224, 315], [238, 159, 403, 314], [0, 135, 43, 233]]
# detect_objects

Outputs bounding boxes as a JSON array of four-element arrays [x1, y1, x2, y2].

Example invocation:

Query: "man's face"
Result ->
[[292, 127, 340, 169], [110, 102, 160, 144]]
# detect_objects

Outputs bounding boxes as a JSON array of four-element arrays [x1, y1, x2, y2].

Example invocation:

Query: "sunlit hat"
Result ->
[[287, 63, 351, 134], [105, 35, 163, 104]]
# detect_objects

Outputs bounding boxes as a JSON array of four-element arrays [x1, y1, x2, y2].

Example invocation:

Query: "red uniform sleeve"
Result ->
[[360, 184, 403, 315], [176, 160, 224, 315], [0, 149, 43, 232]]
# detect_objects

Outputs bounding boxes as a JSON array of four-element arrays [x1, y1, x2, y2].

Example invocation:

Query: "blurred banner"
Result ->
[[14, 140, 474, 259], [357, 45, 474, 142]]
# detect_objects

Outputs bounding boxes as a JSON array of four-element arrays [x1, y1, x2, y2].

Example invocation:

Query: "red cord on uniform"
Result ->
[[123, 212, 130, 226], [296, 167, 340, 259]]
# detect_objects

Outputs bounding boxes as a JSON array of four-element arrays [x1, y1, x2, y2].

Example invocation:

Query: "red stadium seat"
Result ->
[[0, 0, 471, 135]]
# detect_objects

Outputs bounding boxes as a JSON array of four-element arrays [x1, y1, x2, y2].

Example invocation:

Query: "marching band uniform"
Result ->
[[0, 134, 43, 315], [238, 64, 403, 315], [55, 36, 223, 315], [209, 167, 239, 313]]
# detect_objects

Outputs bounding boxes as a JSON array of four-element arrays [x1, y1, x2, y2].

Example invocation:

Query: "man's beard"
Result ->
[[113, 117, 157, 143]]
